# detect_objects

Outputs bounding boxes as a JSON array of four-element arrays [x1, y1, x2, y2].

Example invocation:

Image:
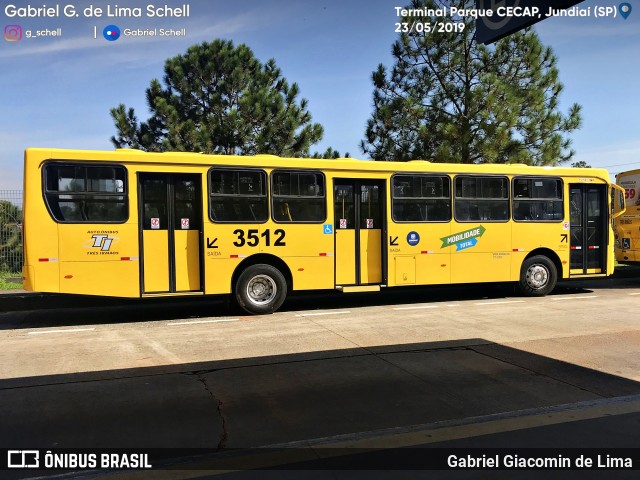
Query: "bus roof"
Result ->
[[616, 169, 640, 179], [24, 147, 611, 182]]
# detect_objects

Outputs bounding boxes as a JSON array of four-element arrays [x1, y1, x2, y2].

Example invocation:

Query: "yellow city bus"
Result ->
[[22, 148, 626, 314], [614, 169, 640, 264]]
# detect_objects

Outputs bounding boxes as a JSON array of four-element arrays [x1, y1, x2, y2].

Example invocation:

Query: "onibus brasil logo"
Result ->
[[440, 226, 486, 251]]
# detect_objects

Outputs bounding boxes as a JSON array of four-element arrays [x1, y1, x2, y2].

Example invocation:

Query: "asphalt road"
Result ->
[[1, 268, 640, 477]]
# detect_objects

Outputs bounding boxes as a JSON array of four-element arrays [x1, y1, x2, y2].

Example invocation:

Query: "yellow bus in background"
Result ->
[[614, 169, 640, 264], [22, 148, 625, 314]]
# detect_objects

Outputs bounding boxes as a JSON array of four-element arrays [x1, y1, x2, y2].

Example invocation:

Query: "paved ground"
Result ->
[[1, 268, 640, 477]]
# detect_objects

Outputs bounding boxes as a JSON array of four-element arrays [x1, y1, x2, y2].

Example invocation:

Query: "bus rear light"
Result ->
[[38, 258, 58, 262]]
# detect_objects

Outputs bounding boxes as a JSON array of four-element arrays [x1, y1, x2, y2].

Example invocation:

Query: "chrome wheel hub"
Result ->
[[526, 265, 549, 289], [246, 275, 277, 305]]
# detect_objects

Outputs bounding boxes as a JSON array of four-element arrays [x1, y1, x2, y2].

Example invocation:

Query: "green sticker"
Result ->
[[440, 226, 486, 249]]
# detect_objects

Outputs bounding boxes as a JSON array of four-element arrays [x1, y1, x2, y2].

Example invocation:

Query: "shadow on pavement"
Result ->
[[2, 339, 639, 452]]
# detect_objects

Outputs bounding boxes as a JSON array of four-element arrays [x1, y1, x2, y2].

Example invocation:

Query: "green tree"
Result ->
[[571, 160, 591, 168], [111, 39, 324, 157], [361, 0, 582, 165], [0, 201, 22, 273], [311, 147, 350, 159]]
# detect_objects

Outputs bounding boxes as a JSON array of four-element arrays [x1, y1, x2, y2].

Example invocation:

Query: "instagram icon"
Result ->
[[4, 24, 22, 42]]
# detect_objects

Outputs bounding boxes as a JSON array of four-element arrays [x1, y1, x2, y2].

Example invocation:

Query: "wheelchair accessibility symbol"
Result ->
[[323, 224, 333, 234]]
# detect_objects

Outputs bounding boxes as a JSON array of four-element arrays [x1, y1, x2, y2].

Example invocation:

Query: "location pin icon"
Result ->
[[619, 3, 632, 19]]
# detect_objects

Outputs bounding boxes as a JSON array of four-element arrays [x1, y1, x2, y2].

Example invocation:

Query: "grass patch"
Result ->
[[0, 272, 21, 290]]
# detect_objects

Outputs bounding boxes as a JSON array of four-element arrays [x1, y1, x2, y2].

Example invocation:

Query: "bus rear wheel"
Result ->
[[235, 264, 287, 315], [518, 255, 557, 296]]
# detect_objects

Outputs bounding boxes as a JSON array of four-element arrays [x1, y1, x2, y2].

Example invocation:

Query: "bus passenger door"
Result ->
[[569, 184, 607, 274], [334, 179, 385, 286], [139, 174, 202, 293]]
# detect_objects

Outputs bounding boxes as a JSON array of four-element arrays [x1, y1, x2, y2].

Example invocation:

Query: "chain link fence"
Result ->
[[0, 190, 23, 274]]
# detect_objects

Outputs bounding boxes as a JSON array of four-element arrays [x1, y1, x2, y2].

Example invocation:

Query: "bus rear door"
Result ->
[[569, 183, 607, 275]]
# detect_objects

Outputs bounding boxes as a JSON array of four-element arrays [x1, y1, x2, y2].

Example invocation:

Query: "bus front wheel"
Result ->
[[518, 255, 557, 296], [235, 264, 287, 314]]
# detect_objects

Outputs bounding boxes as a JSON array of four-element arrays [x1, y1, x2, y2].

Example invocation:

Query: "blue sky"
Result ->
[[0, 0, 638, 190]]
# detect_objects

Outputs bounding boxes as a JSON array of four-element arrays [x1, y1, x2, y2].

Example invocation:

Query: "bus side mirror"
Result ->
[[611, 184, 626, 219]]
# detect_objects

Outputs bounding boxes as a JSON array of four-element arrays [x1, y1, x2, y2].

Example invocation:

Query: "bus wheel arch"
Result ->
[[232, 255, 292, 314], [518, 249, 561, 297]]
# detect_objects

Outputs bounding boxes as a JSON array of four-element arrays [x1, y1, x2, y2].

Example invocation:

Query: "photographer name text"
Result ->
[[4, 3, 190, 18]]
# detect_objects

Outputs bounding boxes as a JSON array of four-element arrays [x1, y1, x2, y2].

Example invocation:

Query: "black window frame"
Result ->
[[391, 174, 452, 223], [512, 176, 564, 223], [42, 161, 129, 224], [454, 175, 510, 223], [271, 169, 327, 223], [208, 167, 269, 224]]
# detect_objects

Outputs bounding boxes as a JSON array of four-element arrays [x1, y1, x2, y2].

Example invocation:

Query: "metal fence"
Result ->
[[0, 190, 23, 274]]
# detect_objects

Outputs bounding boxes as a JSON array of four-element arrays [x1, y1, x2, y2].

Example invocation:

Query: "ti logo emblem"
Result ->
[[91, 234, 115, 251]]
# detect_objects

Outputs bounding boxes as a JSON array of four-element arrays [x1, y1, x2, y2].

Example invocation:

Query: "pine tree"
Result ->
[[311, 147, 350, 159], [361, 0, 581, 165], [111, 39, 324, 157], [571, 160, 591, 168]]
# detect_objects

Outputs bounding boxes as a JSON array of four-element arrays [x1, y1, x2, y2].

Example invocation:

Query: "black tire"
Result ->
[[518, 255, 557, 296], [235, 264, 287, 314]]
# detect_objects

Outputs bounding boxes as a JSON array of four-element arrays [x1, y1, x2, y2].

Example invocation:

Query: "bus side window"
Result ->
[[454, 176, 508, 222], [392, 174, 451, 223], [209, 168, 268, 223], [513, 177, 563, 222], [43, 163, 128, 223], [271, 170, 326, 223]]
